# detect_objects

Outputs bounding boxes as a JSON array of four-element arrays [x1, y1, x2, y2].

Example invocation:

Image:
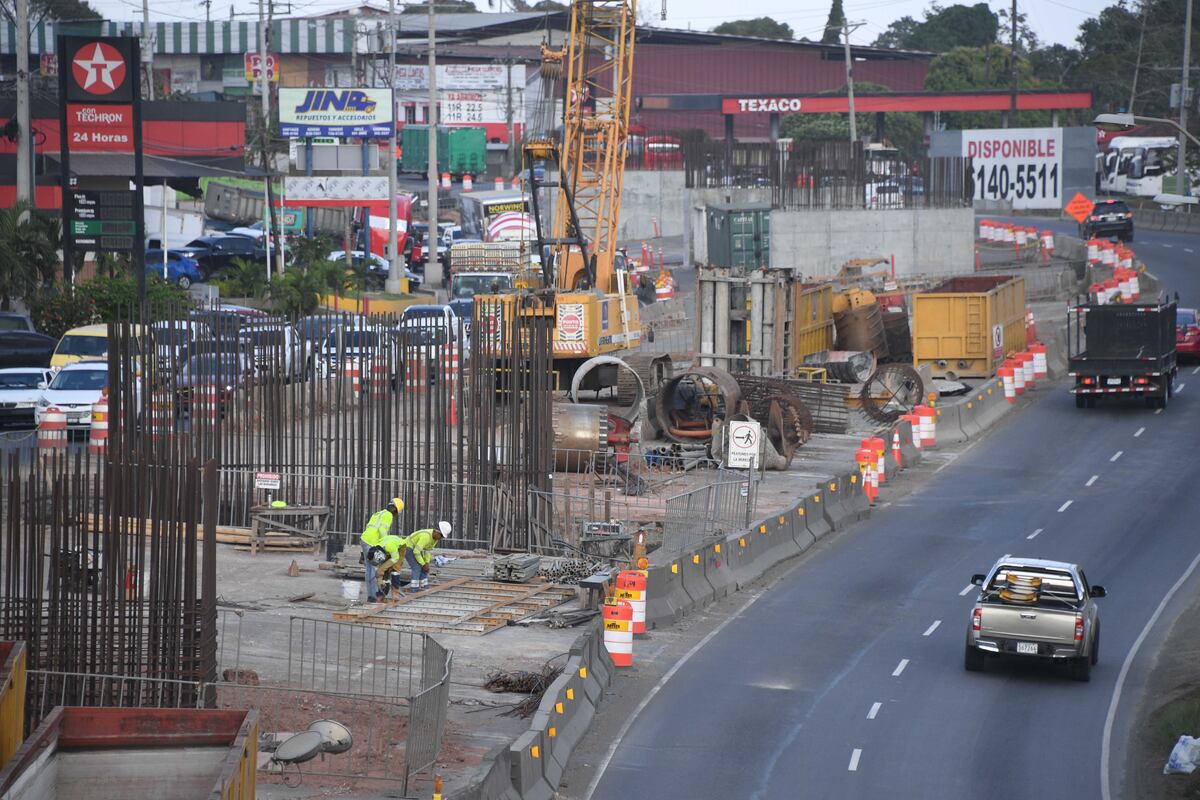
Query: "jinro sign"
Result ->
[[278, 88, 393, 138], [721, 97, 803, 114]]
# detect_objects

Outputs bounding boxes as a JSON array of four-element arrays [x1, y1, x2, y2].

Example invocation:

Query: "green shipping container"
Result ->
[[705, 203, 771, 269], [400, 125, 487, 176]]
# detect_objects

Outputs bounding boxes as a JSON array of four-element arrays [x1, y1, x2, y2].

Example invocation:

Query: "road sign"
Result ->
[[992, 324, 1004, 362], [1064, 192, 1095, 224], [254, 471, 282, 491], [727, 419, 761, 470], [283, 175, 389, 205]]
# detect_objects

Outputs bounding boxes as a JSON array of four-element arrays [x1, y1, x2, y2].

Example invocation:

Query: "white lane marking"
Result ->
[[1110, 451, 1123, 462], [867, 702, 881, 720], [892, 659, 909, 677], [1163, 243, 1174, 249], [584, 585, 771, 798], [1027, 528, 1044, 540], [1086, 475, 1099, 487], [1192, 366, 1200, 375], [1178, 383, 1186, 393], [1058, 500, 1073, 513], [959, 584, 975, 596], [923, 620, 942, 637], [1101, 547, 1200, 800], [848, 749, 862, 771], [1186, 247, 1195, 253], [1134, 426, 1145, 437], [1155, 408, 1164, 415]]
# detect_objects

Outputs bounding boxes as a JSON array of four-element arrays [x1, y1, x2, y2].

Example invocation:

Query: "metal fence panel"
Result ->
[[286, 617, 426, 699]]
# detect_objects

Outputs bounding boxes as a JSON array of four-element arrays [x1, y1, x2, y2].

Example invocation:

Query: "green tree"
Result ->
[[712, 17, 793, 40], [780, 82, 925, 162], [0, 202, 60, 310], [0, 0, 100, 27], [1028, 43, 1081, 88], [821, 0, 845, 45], [923, 43, 1053, 128], [268, 269, 324, 317], [224, 257, 269, 298], [873, 3, 998, 52]]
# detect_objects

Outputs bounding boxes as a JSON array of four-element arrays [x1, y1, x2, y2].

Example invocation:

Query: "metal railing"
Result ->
[[659, 474, 759, 560]]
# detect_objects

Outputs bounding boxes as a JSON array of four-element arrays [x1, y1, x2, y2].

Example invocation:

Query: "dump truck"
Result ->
[[965, 557, 1106, 682], [1068, 297, 1177, 409], [448, 240, 542, 300]]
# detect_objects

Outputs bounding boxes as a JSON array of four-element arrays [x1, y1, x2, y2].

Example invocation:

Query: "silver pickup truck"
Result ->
[[964, 557, 1106, 682]]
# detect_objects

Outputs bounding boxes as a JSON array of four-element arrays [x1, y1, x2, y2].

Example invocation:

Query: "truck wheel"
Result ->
[[1086, 396, 1097, 409], [1071, 656, 1092, 682], [964, 645, 985, 672], [1075, 396, 1086, 409]]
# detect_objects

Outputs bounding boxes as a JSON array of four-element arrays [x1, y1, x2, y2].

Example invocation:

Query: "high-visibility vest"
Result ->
[[379, 534, 406, 562], [405, 529, 438, 566], [360, 509, 393, 547]]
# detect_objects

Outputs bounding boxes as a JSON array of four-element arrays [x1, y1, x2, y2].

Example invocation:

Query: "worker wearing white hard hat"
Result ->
[[402, 521, 452, 593]]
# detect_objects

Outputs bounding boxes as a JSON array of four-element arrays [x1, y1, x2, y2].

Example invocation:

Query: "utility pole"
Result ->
[[259, 0, 283, 277], [1008, 0, 1017, 127], [143, 0, 154, 100], [427, 0, 439, 288], [1129, 1, 1148, 113], [385, 0, 401, 292], [1181, 0, 1193, 198], [15, 0, 30, 212], [841, 20, 864, 144], [505, 53, 515, 180]]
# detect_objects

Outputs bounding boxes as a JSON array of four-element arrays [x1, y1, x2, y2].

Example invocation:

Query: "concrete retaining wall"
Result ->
[[1129, 208, 1200, 235], [618, 171, 688, 242], [769, 207, 975, 278]]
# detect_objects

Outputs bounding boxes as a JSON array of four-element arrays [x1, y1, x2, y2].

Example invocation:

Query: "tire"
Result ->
[[1127, 230, 1134, 242], [177, 275, 192, 290], [964, 644, 985, 672], [1091, 623, 1100, 666], [1086, 396, 1097, 409], [1075, 395, 1086, 409], [1071, 656, 1092, 682]]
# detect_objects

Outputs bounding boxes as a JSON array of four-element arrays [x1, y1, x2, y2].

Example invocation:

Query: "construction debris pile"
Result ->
[[485, 662, 565, 718]]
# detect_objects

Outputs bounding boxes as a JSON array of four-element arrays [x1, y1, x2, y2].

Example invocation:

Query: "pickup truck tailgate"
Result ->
[[980, 605, 1076, 643]]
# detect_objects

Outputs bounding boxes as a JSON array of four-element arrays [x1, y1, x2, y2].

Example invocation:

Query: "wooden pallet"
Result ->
[[332, 578, 576, 635]]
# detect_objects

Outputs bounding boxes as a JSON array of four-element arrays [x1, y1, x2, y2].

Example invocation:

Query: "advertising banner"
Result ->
[[279, 87, 394, 137], [963, 128, 1063, 210]]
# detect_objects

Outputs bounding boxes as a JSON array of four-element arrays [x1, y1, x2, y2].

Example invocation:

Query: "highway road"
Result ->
[[585, 222, 1200, 800]]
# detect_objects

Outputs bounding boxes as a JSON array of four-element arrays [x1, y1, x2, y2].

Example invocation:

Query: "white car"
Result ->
[[36, 362, 108, 430], [0, 367, 52, 428]]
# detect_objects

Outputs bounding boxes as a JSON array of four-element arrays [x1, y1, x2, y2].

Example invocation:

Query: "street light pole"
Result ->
[[427, 1, 440, 291], [841, 20, 864, 144], [15, 0, 31, 213], [1180, 0, 1193, 197], [385, 0, 401, 293]]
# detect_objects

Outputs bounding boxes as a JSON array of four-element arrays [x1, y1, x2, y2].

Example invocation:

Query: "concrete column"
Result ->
[[750, 277, 764, 374], [769, 113, 780, 142], [724, 114, 734, 171], [699, 275, 715, 367]]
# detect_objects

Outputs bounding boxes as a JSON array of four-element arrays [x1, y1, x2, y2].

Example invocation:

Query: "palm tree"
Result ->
[[225, 256, 269, 298], [0, 201, 59, 310]]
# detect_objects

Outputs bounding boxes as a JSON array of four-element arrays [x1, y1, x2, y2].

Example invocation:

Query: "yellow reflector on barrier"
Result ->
[[692, 554, 700, 564], [739, 538, 745, 547], [714, 543, 721, 554], [555, 702, 564, 714], [671, 563, 679, 574], [549, 727, 557, 737], [532, 746, 540, 759], [579, 667, 588, 679]]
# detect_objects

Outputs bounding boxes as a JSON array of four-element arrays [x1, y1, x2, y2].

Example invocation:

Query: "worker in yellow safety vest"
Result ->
[[360, 498, 403, 601], [367, 533, 409, 599], [404, 521, 452, 593]]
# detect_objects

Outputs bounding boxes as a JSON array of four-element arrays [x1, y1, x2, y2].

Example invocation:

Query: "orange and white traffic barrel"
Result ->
[[999, 366, 1016, 403], [440, 172, 451, 190], [462, 174, 473, 192], [150, 389, 173, 442], [616, 570, 648, 635], [1041, 230, 1054, 254], [1019, 352, 1035, 388], [1087, 238, 1100, 264], [38, 407, 67, 450], [891, 427, 903, 468], [900, 413, 923, 451], [1129, 270, 1141, 299], [494, 176, 504, 191], [865, 436, 886, 484], [88, 391, 109, 456], [856, 447, 876, 505], [370, 362, 390, 398], [1007, 358, 1026, 394], [197, 384, 220, 422], [978, 219, 990, 240], [1015, 227, 1027, 247], [344, 361, 362, 400], [1030, 343, 1048, 379], [1117, 270, 1133, 299], [511, 176, 521, 190], [1025, 307, 1037, 346], [602, 597, 633, 667], [915, 404, 936, 448]]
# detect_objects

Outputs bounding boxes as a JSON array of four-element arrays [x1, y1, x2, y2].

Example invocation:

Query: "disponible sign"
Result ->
[[279, 88, 394, 137], [963, 128, 1063, 209]]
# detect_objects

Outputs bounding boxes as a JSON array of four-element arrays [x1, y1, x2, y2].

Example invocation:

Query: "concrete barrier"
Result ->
[[842, 470, 871, 522], [935, 402, 970, 444], [897, 419, 920, 466], [819, 475, 851, 531], [956, 390, 987, 439], [644, 562, 689, 628], [972, 377, 1011, 431], [725, 528, 763, 590], [758, 511, 803, 570], [703, 539, 737, 599], [530, 680, 569, 785], [803, 492, 833, 540], [679, 546, 715, 609], [507, 729, 554, 800], [791, 501, 818, 552]]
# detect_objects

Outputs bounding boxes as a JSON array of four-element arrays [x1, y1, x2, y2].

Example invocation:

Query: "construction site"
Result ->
[[0, 2, 1131, 799]]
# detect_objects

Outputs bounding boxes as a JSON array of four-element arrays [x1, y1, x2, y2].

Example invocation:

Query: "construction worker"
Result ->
[[368, 533, 408, 599], [360, 498, 403, 601], [404, 521, 451, 592]]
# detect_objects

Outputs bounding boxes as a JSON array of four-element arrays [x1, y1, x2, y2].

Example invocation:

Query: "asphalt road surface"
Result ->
[[586, 222, 1200, 800]]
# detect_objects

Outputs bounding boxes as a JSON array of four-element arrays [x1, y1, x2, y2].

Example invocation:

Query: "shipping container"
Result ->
[[400, 125, 487, 176], [0, 643, 25, 771], [705, 203, 771, 269], [0, 707, 258, 800], [911, 275, 1026, 379]]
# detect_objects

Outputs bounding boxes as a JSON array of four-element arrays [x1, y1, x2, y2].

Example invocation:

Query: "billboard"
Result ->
[[279, 88, 393, 137], [393, 64, 523, 91], [962, 128, 1063, 210]]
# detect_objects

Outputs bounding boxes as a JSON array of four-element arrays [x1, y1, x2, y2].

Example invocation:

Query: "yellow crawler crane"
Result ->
[[477, 1, 641, 391]]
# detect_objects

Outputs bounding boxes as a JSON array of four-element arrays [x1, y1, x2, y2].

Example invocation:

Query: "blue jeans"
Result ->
[[406, 549, 425, 584], [362, 542, 376, 599]]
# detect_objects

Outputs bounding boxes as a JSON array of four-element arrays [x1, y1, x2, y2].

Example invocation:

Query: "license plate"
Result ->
[[1016, 641, 1038, 655], [1106, 378, 1122, 386]]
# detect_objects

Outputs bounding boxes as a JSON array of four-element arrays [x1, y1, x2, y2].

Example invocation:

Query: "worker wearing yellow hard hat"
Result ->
[[360, 498, 404, 601]]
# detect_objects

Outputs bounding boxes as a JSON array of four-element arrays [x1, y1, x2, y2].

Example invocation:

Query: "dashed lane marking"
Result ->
[[849, 749, 862, 771], [1155, 408, 1164, 415], [1192, 366, 1200, 375], [1135, 427, 1145, 437], [867, 703, 881, 720], [923, 620, 942, 637], [892, 659, 909, 677], [1086, 475, 1099, 487], [1111, 451, 1123, 462], [1058, 500, 1074, 512], [1027, 528, 1044, 540], [1178, 383, 1186, 394], [959, 584, 975, 596]]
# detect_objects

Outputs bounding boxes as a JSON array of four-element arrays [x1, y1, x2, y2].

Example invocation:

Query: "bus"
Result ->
[[1099, 136, 1176, 197]]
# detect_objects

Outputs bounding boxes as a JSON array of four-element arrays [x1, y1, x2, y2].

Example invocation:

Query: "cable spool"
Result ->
[[999, 573, 1042, 603]]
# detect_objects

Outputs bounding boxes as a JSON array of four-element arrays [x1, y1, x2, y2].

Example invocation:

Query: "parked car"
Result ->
[[0, 331, 56, 369], [1177, 307, 1200, 360], [1079, 199, 1134, 241], [327, 250, 422, 290], [175, 352, 255, 418], [150, 320, 213, 373], [0, 367, 52, 427], [0, 312, 35, 332], [51, 324, 144, 370], [36, 362, 109, 431], [176, 236, 268, 280], [237, 322, 309, 381], [144, 249, 204, 289], [965, 556, 1105, 682], [315, 326, 393, 380]]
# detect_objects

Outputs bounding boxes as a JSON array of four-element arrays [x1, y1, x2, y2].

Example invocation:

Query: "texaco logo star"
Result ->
[[71, 42, 126, 95]]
